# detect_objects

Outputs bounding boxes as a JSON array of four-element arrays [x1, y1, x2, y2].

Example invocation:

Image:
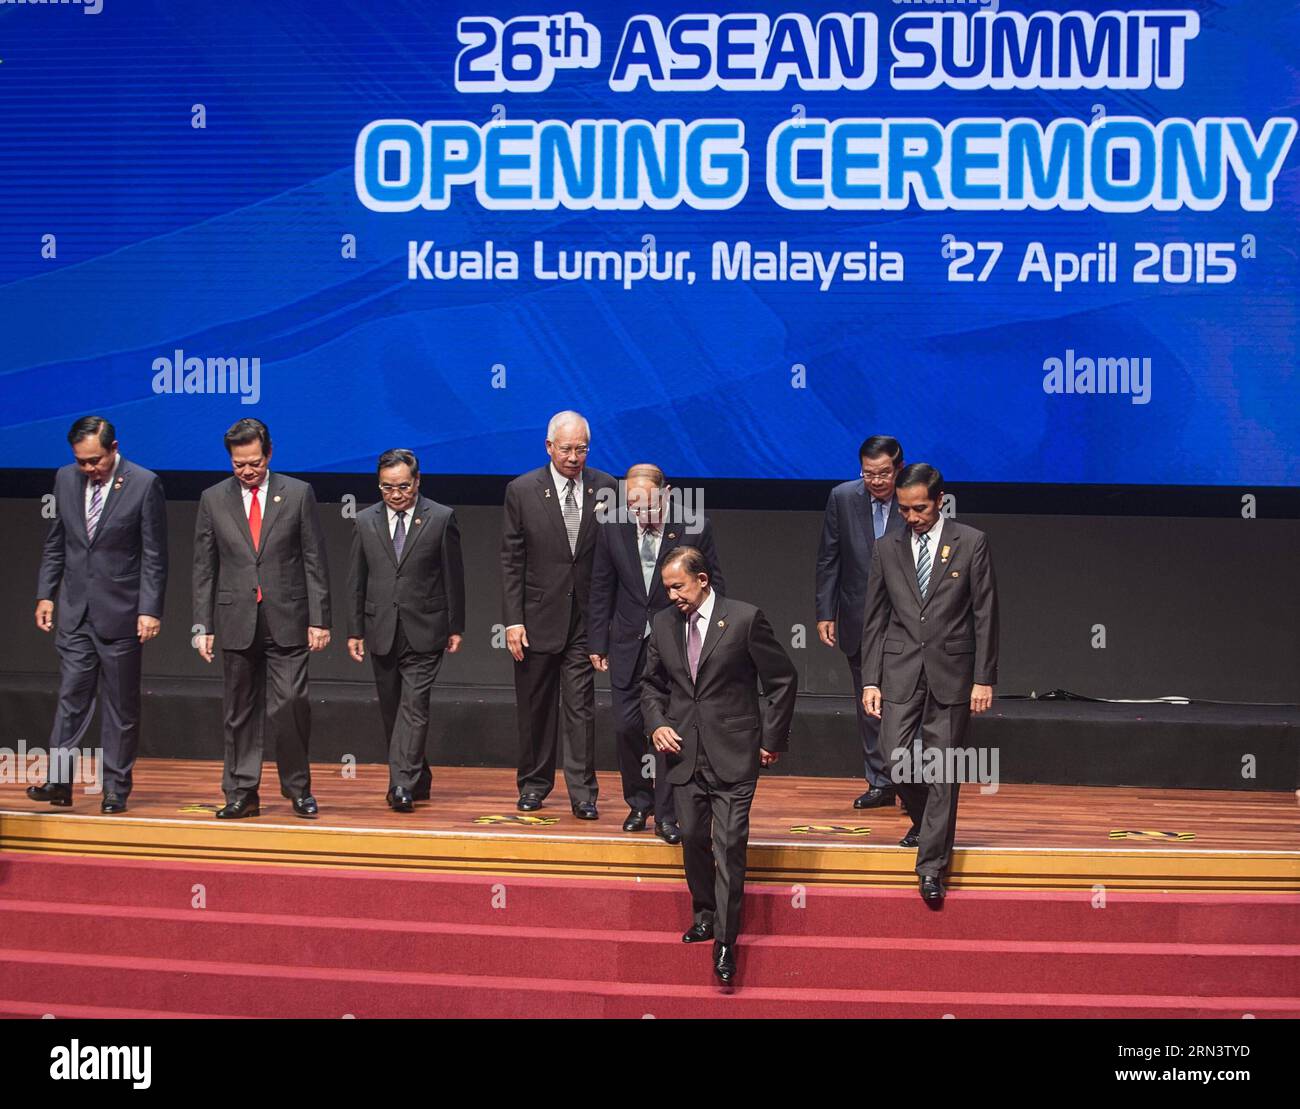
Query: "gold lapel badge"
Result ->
[[940, 544, 951, 561], [414, 518, 422, 526], [586, 486, 593, 494], [951, 570, 959, 578], [717, 619, 726, 628], [667, 532, 677, 540]]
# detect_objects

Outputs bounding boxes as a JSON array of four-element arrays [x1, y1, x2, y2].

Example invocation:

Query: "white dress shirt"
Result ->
[[550, 463, 583, 508], [685, 588, 717, 656], [910, 516, 944, 569], [84, 453, 122, 515], [240, 472, 270, 518], [387, 504, 414, 538]]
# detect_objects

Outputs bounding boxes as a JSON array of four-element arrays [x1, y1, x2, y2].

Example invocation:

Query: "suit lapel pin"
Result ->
[[273, 495, 282, 503], [544, 488, 551, 498], [717, 619, 725, 628], [414, 518, 422, 526], [113, 480, 123, 490], [951, 570, 959, 578], [940, 544, 951, 562], [586, 487, 593, 495], [667, 532, 677, 540]]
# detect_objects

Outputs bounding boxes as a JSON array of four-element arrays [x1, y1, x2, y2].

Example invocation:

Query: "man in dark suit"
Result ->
[[501, 411, 617, 818], [347, 449, 465, 812], [589, 464, 725, 842], [30, 416, 167, 813], [192, 418, 331, 819], [861, 463, 999, 904], [815, 435, 907, 810], [641, 547, 798, 984]]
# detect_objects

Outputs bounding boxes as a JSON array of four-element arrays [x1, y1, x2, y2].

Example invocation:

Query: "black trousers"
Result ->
[[610, 636, 676, 821], [220, 606, 311, 802], [879, 672, 967, 877], [371, 618, 442, 794], [846, 648, 892, 788], [674, 742, 757, 945], [48, 613, 142, 798], [512, 602, 597, 804]]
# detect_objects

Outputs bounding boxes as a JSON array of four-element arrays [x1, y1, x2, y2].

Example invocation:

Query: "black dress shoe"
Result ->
[[387, 787, 415, 813], [26, 782, 72, 806], [216, 796, 260, 819], [517, 793, 543, 812], [572, 801, 599, 821], [681, 921, 714, 944], [899, 826, 921, 848], [656, 821, 683, 845], [853, 786, 897, 809], [713, 941, 737, 984], [920, 875, 945, 903], [100, 794, 128, 814], [623, 808, 650, 832], [291, 795, 318, 818]]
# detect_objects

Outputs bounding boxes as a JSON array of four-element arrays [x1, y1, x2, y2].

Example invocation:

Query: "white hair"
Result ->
[[547, 410, 590, 442]]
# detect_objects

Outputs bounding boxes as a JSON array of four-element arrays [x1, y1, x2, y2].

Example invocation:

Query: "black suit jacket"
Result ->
[[814, 482, 903, 656], [347, 495, 465, 655], [500, 465, 617, 654], [37, 459, 168, 639], [860, 520, 999, 706], [587, 514, 725, 680], [640, 594, 798, 785], [192, 474, 331, 651]]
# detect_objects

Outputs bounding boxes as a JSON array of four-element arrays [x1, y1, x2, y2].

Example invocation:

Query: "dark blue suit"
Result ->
[[814, 481, 903, 786], [36, 458, 167, 798], [588, 515, 724, 816]]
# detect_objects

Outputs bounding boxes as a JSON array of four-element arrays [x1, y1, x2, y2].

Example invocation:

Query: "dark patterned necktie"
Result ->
[[393, 511, 406, 560], [916, 532, 932, 599]]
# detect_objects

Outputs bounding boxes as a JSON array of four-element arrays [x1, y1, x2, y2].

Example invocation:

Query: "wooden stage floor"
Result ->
[[2, 760, 1297, 892]]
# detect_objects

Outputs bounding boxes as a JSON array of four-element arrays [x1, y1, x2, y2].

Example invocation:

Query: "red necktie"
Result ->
[[249, 486, 263, 602]]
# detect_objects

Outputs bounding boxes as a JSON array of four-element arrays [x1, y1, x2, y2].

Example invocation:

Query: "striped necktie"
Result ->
[[916, 532, 932, 599], [562, 479, 580, 555], [86, 480, 104, 541]]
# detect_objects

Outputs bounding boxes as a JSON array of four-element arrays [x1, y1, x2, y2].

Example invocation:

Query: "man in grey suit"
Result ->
[[641, 547, 798, 984], [862, 463, 999, 903], [347, 449, 465, 812], [815, 435, 906, 810], [588, 463, 726, 841], [501, 411, 617, 818], [192, 418, 331, 819], [31, 416, 167, 813]]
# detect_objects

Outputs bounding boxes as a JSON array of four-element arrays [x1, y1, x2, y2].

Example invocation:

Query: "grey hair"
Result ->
[[546, 410, 590, 442]]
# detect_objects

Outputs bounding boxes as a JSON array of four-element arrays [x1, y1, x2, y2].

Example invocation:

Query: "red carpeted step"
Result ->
[[1, 899, 1295, 998], [1, 853, 1295, 944], [0, 949, 1296, 1020]]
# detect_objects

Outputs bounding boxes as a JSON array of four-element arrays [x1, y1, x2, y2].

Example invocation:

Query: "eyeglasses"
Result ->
[[379, 482, 415, 494], [860, 469, 895, 482], [552, 444, 589, 457]]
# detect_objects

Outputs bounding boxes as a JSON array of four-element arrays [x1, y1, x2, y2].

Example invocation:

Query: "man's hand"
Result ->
[[347, 637, 365, 662], [506, 625, 528, 662], [589, 653, 608, 672], [308, 626, 331, 652], [137, 615, 161, 643], [816, 620, 836, 648], [35, 600, 54, 633], [651, 726, 683, 754], [447, 634, 462, 654], [196, 634, 215, 663], [759, 748, 780, 768], [862, 685, 882, 718], [970, 683, 993, 714]]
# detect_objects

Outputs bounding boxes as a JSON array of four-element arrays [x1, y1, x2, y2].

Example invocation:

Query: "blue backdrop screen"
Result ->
[[0, 0, 1296, 484]]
